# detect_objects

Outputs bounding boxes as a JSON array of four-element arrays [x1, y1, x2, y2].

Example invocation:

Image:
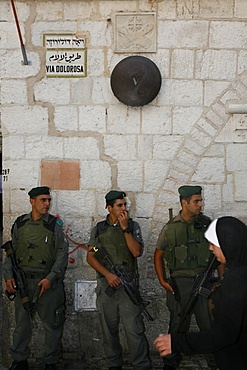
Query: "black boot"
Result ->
[[9, 360, 29, 370]]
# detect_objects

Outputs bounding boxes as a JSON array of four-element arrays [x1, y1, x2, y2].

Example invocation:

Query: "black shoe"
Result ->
[[163, 365, 176, 370], [108, 367, 122, 370], [45, 365, 56, 370], [9, 361, 29, 370]]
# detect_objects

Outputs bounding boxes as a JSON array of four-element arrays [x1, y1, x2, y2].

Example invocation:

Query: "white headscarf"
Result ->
[[204, 219, 220, 248]]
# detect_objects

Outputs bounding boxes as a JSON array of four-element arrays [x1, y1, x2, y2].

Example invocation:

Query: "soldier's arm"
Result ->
[[86, 246, 121, 287], [154, 248, 174, 294], [118, 211, 142, 257], [46, 221, 68, 283]]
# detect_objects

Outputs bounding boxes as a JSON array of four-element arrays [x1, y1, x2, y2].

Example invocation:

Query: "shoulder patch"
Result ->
[[56, 218, 63, 227]]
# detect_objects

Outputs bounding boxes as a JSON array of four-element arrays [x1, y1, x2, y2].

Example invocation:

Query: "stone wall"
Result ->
[[1, 0, 247, 367]]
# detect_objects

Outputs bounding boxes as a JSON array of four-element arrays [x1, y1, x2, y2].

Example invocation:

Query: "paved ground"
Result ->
[[0, 354, 209, 370]]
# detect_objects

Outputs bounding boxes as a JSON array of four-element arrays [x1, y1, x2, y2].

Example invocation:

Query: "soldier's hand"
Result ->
[[154, 334, 172, 357], [6, 278, 17, 293], [118, 210, 129, 230], [38, 278, 52, 297], [105, 271, 121, 287], [161, 281, 175, 295]]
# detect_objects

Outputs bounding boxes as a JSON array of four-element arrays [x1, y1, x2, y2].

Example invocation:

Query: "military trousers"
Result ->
[[10, 277, 65, 364], [164, 276, 216, 368], [96, 277, 152, 370]]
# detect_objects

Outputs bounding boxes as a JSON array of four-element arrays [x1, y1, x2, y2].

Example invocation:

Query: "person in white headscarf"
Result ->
[[154, 216, 247, 370]]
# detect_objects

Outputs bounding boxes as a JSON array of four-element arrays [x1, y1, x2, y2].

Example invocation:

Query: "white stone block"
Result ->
[[64, 137, 100, 160], [238, 51, 247, 75], [104, 135, 137, 160], [2, 2, 30, 22], [169, 169, 190, 184], [136, 193, 155, 217], [204, 144, 224, 157], [158, 20, 208, 48], [54, 106, 78, 132], [32, 22, 77, 46], [171, 50, 194, 79], [117, 161, 143, 191], [80, 161, 111, 190], [79, 106, 106, 133], [3, 136, 25, 159], [222, 174, 234, 204], [196, 118, 218, 137], [157, 0, 176, 19], [0, 23, 23, 49], [64, 2, 94, 20], [138, 135, 153, 160], [209, 21, 247, 49], [87, 49, 105, 77], [235, 171, 247, 201], [184, 138, 205, 156], [153, 135, 182, 160], [173, 107, 203, 135], [196, 50, 237, 80], [150, 49, 170, 79], [168, 80, 203, 106], [0, 50, 40, 78], [190, 127, 212, 148], [220, 90, 240, 105], [4, 159, 40, 189], [192, 157, 225, 182], [205, 109, 225, 129], [215, 116, 235, 143], [203, 185, 222, 216], [34, 79, 71, 104], [204, 81, 230, 107], [177, 149, 198, 166], [1, 105, 49, 135], [144, 160, 170, 192], [235, 0, 247, 18], [227, 144, 247, 171], [92, 77, 115, 105], [35, 2, 65, 21], [106, 106, 140, 134], [25, 136, 64, 159], [0, 79, 28, 104], [177, 1, 200, 19], [142, 106, 171, 134], [71, 78, 93, 104], [57, 190, 96, 217], [200, 0, 233, 18], [9, 189, 31, 214], [77, 21, 111, 47], [99, 1, 137, 17]]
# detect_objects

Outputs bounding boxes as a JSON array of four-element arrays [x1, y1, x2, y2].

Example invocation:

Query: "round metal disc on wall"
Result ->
[[110, 56, 162, 107]]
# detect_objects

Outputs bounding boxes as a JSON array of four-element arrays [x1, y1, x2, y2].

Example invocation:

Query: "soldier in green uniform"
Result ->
[[87, 190, 152, 370], [154, 185, 218, 370], [3, 186, 68, 370]]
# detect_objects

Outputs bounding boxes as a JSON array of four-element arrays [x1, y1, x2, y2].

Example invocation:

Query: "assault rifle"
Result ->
[[92, 245, 154, 322], [176, 253, 218, 333], [2, 240, 35, 325]]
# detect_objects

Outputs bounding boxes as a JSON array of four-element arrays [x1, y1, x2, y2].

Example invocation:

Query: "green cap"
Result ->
[[28, 186, 50, 198], [178, 185, 202, 197], [105, 190, 126, 201]]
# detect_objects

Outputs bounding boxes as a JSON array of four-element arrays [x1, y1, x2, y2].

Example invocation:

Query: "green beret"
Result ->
[[28, 186, 50, 198], [178, 185, 202, 197], [105, 190, 126, 202]]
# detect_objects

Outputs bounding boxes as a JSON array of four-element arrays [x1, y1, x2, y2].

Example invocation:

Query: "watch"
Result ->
[[123, 227, 131, 234]]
